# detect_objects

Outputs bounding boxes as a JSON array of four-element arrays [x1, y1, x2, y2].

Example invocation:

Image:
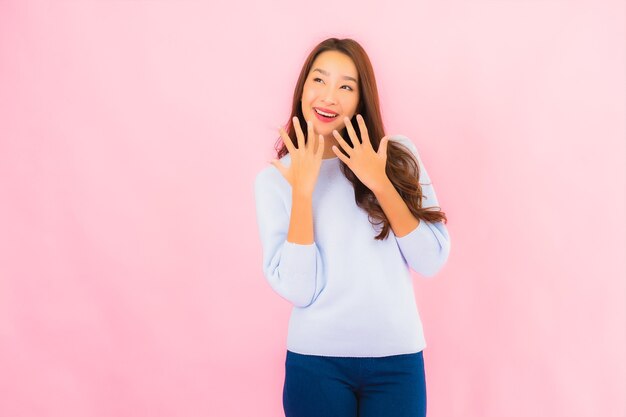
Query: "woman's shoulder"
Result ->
[[388, 134, 422, 162], [388, 134, 418, 153], [254, 153, 291, 191]]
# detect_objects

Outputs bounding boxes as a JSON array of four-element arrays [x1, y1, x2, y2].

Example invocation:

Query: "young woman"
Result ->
[[254, 37, 450, 417]]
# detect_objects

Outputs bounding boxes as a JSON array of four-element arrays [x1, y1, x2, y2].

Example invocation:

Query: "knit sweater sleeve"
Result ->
[[254, 169, 326, 307], [390, 135, 451, 278]]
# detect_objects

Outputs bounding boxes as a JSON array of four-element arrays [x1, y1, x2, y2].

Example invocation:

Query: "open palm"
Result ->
[[271, 117, 325, 196], [332, 114, 390, 192]]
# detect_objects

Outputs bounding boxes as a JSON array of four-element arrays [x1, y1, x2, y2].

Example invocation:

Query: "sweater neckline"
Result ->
[[283, 153, 339, 167], [320, 156, 340, 169]]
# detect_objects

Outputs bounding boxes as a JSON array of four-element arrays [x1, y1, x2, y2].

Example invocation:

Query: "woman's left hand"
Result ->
[[332, 114, 390, 192]]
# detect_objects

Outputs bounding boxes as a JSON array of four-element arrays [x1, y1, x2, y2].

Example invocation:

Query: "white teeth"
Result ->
[[315, 108, 338, 118]]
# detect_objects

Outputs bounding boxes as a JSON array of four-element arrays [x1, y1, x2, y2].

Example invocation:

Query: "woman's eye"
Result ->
[[312, 78, 353, 91]]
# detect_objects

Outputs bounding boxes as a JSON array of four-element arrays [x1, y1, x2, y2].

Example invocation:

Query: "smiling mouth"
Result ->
[[314, 108, 338, 118]]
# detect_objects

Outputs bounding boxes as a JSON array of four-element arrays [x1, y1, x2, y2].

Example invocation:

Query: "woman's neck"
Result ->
[[321, 134, 339, 159]]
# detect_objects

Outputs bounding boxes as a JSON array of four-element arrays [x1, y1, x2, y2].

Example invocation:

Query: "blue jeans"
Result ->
[[283, 350, 427, 417]]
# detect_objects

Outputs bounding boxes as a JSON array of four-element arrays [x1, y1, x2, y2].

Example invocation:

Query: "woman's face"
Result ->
[[301, 50, 360, 138]]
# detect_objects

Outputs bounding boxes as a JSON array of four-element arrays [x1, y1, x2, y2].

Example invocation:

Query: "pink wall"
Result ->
[[1, 1, 624, 416]]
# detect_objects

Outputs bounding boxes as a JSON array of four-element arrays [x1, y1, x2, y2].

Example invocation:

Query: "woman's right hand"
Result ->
[[271, 117, 325, 197]]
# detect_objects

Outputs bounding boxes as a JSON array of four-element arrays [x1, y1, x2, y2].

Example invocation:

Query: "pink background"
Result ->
[[1, 1, 624, 416]]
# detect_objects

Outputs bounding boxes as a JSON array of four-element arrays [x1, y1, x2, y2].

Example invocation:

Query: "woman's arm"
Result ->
[[254, 170, 326, 307], [376, 135, 451, 278], [370, 178, 421, 238], [287, 190, 314, 244]]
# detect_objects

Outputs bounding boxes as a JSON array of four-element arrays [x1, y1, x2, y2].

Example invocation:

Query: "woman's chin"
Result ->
[[312, 127, 330, 137], [314, 124, 342, 137]]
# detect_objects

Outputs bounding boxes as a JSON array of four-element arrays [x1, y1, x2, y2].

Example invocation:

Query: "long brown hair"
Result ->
[[274, 37, 447, 240]]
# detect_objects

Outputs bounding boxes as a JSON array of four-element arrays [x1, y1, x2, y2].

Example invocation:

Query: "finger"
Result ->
[[292, 117, 305, 150], [332, 145, 350, 165], [356, 114, 372, 150], [378, 136, 389, 159], [306, 119, 317, 152], [332, 129, 354, 156], [278, 126, 296, 155], [315, 135, 325, 159], [343, 116, 361, 149]]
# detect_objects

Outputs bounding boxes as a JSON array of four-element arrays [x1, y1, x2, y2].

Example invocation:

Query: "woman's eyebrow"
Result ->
[[312, 68, 357, 83]]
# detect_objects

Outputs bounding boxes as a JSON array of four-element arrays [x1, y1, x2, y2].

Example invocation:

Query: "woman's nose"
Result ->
[[321, 87, 337, 104]]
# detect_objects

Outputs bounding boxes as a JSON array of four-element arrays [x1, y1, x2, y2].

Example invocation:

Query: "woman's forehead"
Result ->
[[310, 51, 358, 79]]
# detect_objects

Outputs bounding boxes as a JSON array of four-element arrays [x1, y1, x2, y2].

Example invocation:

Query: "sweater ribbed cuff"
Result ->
[[395, 220, 441, 257], [279, 240, 317, 276]]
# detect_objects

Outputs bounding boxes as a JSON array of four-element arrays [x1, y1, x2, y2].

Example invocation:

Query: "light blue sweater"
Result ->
[[254, 135, 451, 357]]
